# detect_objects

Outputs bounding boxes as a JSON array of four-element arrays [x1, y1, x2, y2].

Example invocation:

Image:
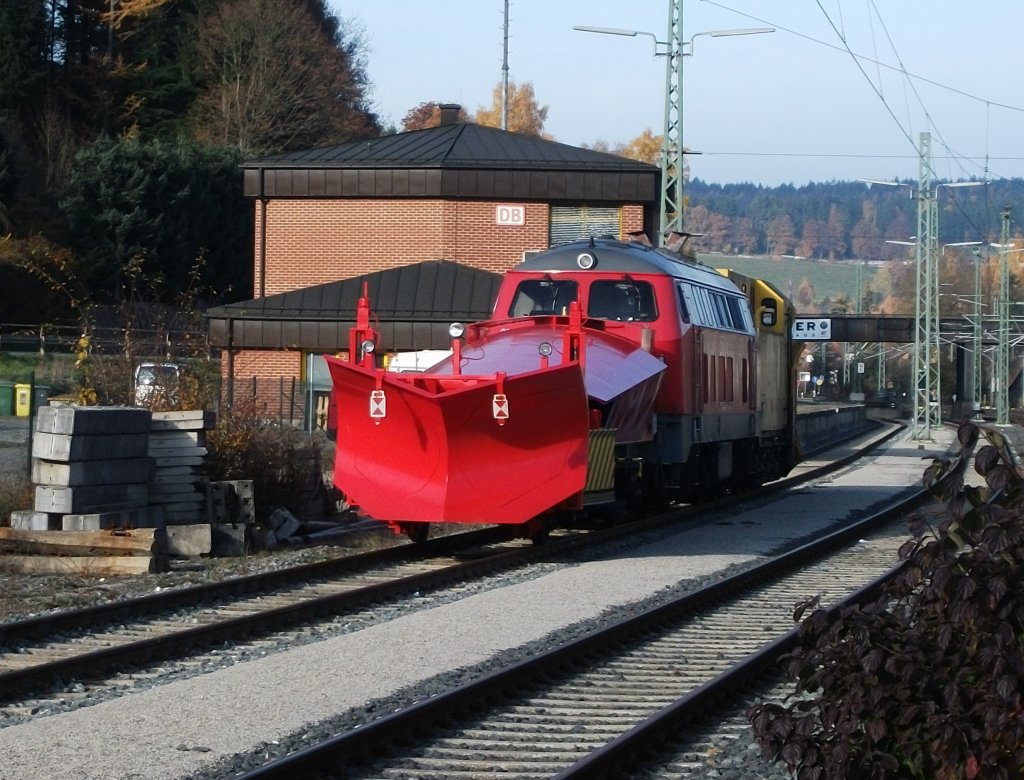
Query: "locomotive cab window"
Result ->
[[508, 279, 579, 316], [587, 280, 657, 322]]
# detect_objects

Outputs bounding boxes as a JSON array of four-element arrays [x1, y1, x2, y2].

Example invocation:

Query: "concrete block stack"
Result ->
[[206, 479, 255, 555], [148, 410, 215, 525], [207, 479, 255, 524], [12, 406, 161, 532]]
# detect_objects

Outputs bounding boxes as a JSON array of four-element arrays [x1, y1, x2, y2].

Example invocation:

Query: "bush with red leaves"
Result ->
[[749, 420, 1024, 780]]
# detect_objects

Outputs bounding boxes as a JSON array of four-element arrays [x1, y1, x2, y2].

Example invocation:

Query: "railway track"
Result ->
[[0, 424, 898, 723], [0, 525, 552, 711], [229, 471, 934, 780], [0, 420, 945, 780]]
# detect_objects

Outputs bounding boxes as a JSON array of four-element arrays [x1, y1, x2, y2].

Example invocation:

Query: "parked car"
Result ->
[[134, 362, 183, 407]]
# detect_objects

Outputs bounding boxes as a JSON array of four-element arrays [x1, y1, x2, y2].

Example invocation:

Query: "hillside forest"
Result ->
[[1, 0, 1023, 336]]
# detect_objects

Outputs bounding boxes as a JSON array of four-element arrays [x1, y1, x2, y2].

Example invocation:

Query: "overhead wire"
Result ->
[[859, 0, 994, 238], [702, 0, 1005, 237], [699, 0, 1024, 117]]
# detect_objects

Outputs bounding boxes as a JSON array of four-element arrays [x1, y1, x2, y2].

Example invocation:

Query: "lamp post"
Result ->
[[574, 11, 773, 242]]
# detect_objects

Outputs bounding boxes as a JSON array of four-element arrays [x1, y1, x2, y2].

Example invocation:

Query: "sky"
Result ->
[[329, 1, 1024, 188]]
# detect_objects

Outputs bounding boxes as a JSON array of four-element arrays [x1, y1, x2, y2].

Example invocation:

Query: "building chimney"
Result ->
[[438, 104, 462, 126]]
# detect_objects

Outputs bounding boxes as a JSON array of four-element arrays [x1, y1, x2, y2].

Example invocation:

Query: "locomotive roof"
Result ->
[[515, 238, 742, 293]]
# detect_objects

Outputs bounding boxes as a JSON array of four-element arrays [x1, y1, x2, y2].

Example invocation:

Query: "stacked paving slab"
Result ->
[[10, 406, 264, 557], [148, 410, 214, 524], [12, 406, 162, 531]]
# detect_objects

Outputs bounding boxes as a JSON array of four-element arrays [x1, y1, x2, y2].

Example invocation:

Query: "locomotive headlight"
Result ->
[[576, 252, 596, 270], [538, 341, 553, 357], [360, 339, 376, 354], [448, 322, 465, 339]]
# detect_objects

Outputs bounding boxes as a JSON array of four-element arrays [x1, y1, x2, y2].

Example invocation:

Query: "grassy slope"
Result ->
[[701, 254, 874, 311]]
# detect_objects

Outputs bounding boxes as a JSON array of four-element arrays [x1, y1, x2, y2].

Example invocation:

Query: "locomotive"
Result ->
[[326, 237, 800, 541]]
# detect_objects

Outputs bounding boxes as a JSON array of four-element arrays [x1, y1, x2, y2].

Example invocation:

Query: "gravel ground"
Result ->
[[0, 415, 403, 624], [0, 427, 953, 780]]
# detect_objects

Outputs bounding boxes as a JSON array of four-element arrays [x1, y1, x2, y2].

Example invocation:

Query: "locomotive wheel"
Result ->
[[625, 466, 666, 518], [525, 516, 550, 545], [402, 523, 430, 545]]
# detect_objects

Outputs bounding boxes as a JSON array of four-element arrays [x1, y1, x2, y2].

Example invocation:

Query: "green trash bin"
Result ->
[[0, 381, 13, 416]]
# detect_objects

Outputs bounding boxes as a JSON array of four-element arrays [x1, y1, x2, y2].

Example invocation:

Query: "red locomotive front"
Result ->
[[327, 237, 796, 541]]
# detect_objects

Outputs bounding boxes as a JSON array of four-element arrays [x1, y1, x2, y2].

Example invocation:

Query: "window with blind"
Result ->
[[549, 206, 622, 245]]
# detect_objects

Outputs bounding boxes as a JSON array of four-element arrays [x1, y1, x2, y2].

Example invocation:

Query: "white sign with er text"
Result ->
[[792, 318, 832, 341]]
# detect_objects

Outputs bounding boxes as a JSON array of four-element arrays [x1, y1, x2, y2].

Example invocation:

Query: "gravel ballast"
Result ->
[[0, 425, 951, 780]]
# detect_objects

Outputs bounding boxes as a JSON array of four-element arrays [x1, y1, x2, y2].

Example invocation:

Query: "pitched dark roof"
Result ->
[[245, 123, 652, 172], [206, 261, 502, 352], [241, 122, 659, 202]]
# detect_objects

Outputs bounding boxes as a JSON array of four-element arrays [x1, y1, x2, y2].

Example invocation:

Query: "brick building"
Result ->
[[206, 105, 659, 422]]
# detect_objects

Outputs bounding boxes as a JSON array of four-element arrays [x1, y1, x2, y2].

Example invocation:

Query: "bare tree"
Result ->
[[189, 0, 377, 155]]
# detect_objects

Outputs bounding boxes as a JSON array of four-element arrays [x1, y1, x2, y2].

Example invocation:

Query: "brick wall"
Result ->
[[223, 350, 304, 420], [254, 199, 647, 296], [241, 197, 648, 404]]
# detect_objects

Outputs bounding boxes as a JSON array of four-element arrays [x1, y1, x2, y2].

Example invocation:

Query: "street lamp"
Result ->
[[574, 15, 774, 242], [572, 25, 775, 57]]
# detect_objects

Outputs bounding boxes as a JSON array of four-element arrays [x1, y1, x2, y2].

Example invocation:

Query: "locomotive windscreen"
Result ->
[[508, 279, 579, 316], [587, 280, 658, 322]]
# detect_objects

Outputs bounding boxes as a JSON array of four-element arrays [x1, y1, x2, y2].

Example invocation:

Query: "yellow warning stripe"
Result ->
[[585, 428, 617, 492]]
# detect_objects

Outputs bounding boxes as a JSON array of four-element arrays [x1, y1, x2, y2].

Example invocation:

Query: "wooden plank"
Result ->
[[0, 527, 162, 556], [0, 555, 159, 576]]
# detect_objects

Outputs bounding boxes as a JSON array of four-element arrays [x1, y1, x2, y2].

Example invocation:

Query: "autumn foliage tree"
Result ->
[[475, 81, 548, 136], [0, 0, 379, 329], [620, 129, 662, 165], [401, 102, 470, 131]]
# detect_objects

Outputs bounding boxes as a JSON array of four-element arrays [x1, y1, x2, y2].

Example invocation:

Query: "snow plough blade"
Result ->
[[326, 357, 590, 525]]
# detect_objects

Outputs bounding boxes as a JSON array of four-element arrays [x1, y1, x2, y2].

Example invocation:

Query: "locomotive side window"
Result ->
[[681, 284, 712, 326], [712, 294, 732, 328], [588, 281, 657, 322], [680, 282, 754, 334], [676, 285, 691, 324], [508, 279, 579, 316]]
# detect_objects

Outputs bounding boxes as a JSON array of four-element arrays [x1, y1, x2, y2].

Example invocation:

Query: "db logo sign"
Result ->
[[495, 205, 526, 226]]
